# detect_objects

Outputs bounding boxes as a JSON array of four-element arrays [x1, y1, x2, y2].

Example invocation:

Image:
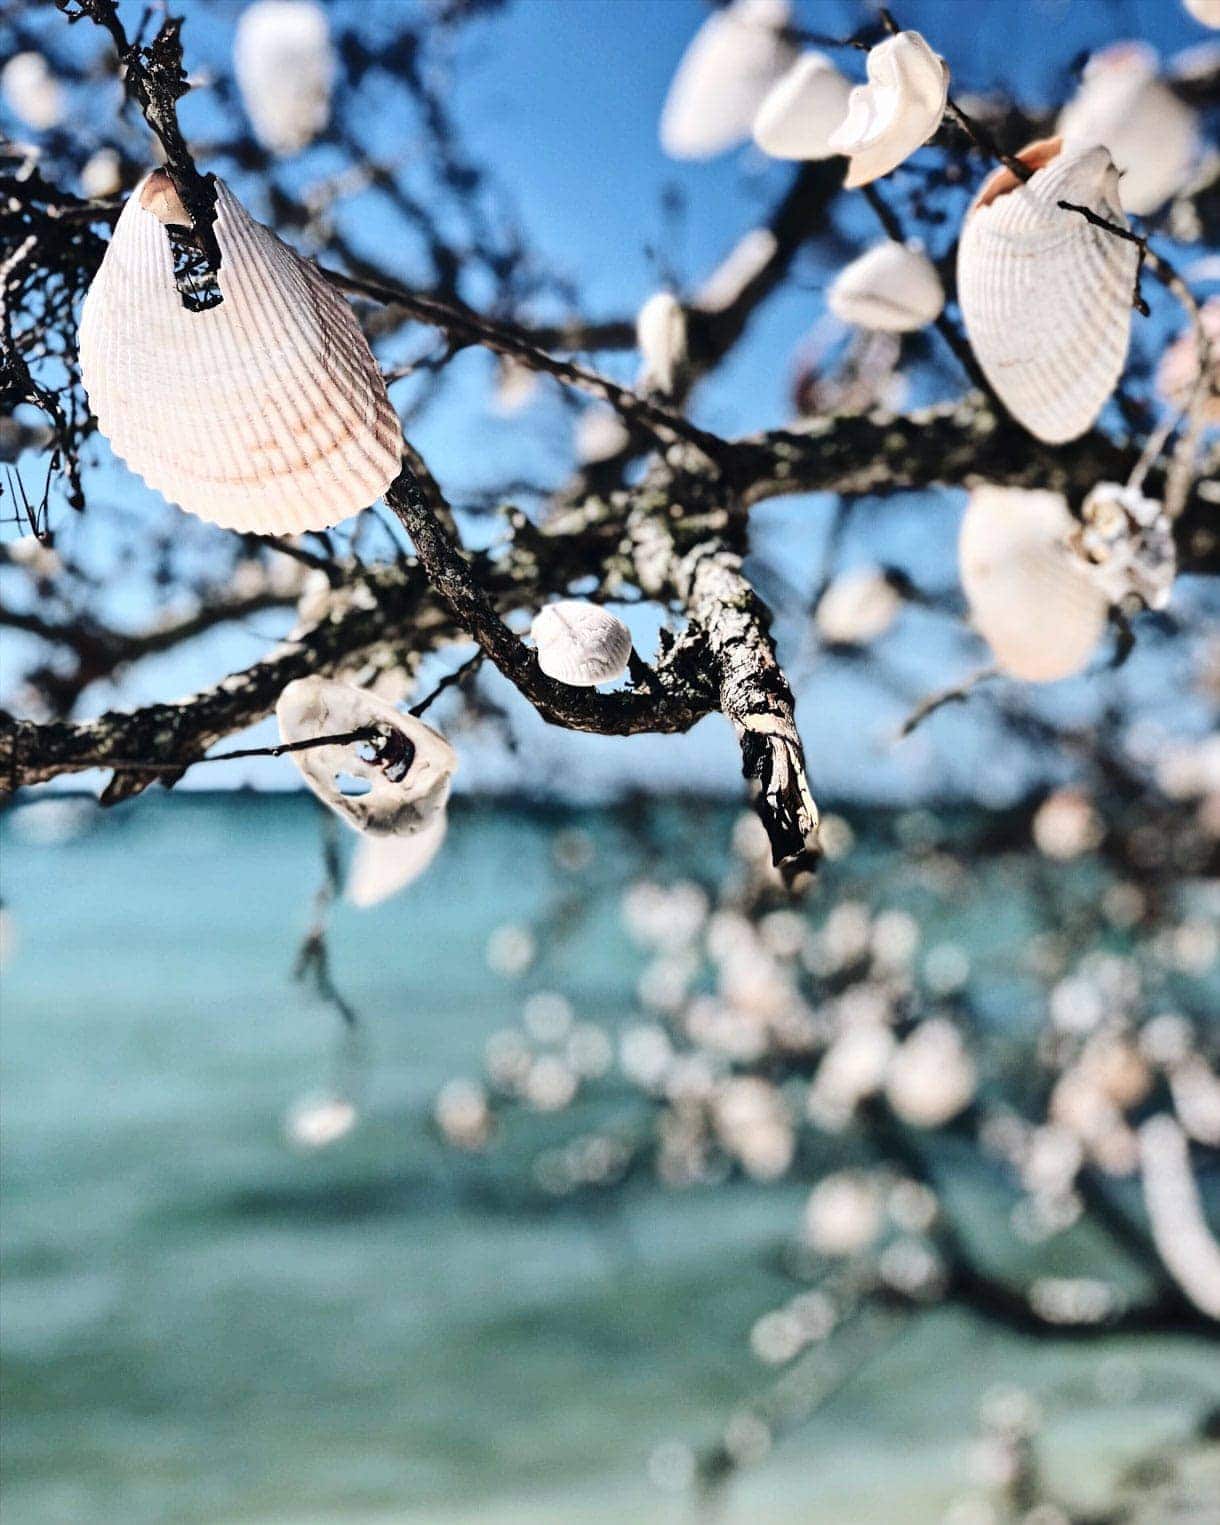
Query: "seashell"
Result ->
[[1079, 481, 1176, 611], [491, 357, 540, 416], [531, 600, 632, 687], [815, 567, 901, 644], [574, 406, 631, 464], [80, 148, 122, 200], [826, 31, 949, 189], [885, 1019, 975, 1127], [659, 0, 795, 161], [1, 51, 65, 131], [1156, 295, 1220, 423], [826, 240, 944, 332], [78, 171, 402, 534], [346, 811, 447, 907], [276, 676, 457, 837], [694, 228, 778, 313], [1138, 1115, 1220, 1319], [1056, 42, 1200, 215], [233, 0, 334, 155], [635, 291, 687, 394], [803, 1173, 882, 1256], [957, 141, 1139, 444], [285, 1094, 357, 1150], [1182, 0, 1220, 28], [752, 52, 853, 160], [959, 486, 1111, 682]]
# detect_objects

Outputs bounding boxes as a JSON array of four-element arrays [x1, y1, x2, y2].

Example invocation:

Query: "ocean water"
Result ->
[[1, 794, 1216, 1525]]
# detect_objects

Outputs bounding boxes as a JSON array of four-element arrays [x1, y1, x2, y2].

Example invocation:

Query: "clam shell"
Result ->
[[827, 240, 944, 332], [233, 0, 334, 155], [660, 0, 795, 160], [752, 52, 852, 160], [346, 811, 448, 907], [957, 142, 1139, 444], [636, 291, 687, 394], [531, 601, 632, 687], [1, 51, 64, 131], [959, 486, 1110, 682], [826, 31, 949, 189], [78, 172, 403, 534], [276, 677, 457, 837]]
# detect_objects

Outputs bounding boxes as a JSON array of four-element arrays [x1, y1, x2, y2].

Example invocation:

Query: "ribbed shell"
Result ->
[[827, 240, 944, 332], [959, 486, 1110, 683], [957, 143, 1138, 445], [752, 52, 852, 161], [78, 173, 403, 534], [531, 601, 633, 686], [233, 0, 334, 155]]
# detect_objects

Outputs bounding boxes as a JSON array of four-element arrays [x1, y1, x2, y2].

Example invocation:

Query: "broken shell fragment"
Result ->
[[346, 811, 448, 907], [827, 240, 944, 332], [1079, 482, 1176, 611], [276, 676, 457, 837], [752, 52, 853, 160], [1, 51, 65, 132], [636, 291, 688, 394], [826, 31, 949, 189], [78, 172, 403, 534], [957, 142, 1139, 444], [234, 0, 334, 155], [959, 486, 1111, 683], [531, 601, 633, 687]]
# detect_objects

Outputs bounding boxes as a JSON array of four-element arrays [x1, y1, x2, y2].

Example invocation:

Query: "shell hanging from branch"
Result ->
[[346, 812, 448, 908], [531, 602, 633, 687], [957, 141, 1139, 445], [752, 52, 852, 160], [825, 31, 949, 189], [635, 292, 688, 394], [958, 486, 1110, 683], [234, 0, 335, 156], [78, 172, 403, 534], [276, 677, 457, 837], [826, 241, 944, 332], [659, 0, 795, 160]]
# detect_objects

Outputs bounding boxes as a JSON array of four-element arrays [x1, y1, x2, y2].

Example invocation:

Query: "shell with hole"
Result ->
[[531, 601, 633, 687], [752, 52, 853, 160], [78, 171, 403, 535], [234, 0, 334, 155], [827, 240, 944, 332], [636, 292, 688, 394], [958, 486, 1111, 683], [276, 677, 457, 837], [346, 811, 448, 907], [957, 140, 1139, 445], [660, 0, 795, 160], [826, 31, 949, 189]]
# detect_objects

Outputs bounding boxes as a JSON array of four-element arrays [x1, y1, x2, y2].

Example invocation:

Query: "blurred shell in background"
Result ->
[[1, 51, 65, 131], [346, 811, 448, 907], [959, 486, 1110, 683], [826, 31, 949, 189], [276, 677, 457, 837], [815, 568, 901, 645], [285, 1094, 357, 1150], [531, 601, 633, 687], [957, 141, 1138, 444], [752, 52, 852, 160], [1056, 42, 1200, 215], [827, 240, 944, 332], [886, 1018, 976, 1127], [574, 405, 631, 464], [78, 172, 403, 535], [1156, 295, 1220, 422], [234, 0, 334, 155], [660, 0, 795, 160], [636, 291, 688, 394], [1079, 482, 1176, 611], [1181, 0, 1220, 30], [694, 228, 779, 313], [80, 147, 122, 200]]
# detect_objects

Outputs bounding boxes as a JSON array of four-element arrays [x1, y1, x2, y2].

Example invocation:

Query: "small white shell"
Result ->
[[635, 291, 687, 394], [752, 52, 852, 160], [885, 1019, 975, 1127], [1, 51, 65, 131], [78, 172, 403, 534], [234, 0, 334, 155], [1182, 0, 1220, 30], [1057, 42, 1199, 215], [815, 568, 901, 644], [694, 228, 779, 313], [826, 240, 944, 332], [531, 601, 632, 687], [81, 148, 122, 200], [826, 31, 949, 189], [574, 406, 631, 464], [957, 141, 1139, 444], [959, 486, 1110, 683], [346, 811, 448, 907], [276, 677, 457, 837], [660, 0, 795, 160]]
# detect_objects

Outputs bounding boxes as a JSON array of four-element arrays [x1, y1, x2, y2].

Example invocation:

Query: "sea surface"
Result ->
[[1, 794, 1216, 1525]]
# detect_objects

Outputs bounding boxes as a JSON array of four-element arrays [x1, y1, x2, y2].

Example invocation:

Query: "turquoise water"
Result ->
[[1, 795, 1216, 1524]]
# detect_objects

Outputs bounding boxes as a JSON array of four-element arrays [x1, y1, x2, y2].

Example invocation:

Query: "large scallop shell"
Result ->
[[659, 0, 795, 161], [958, 486, 1110, 683], [78, 172, 403, 534], [957, 141, 1139, 445], [531, 601, 632, 687], [233, 0, 334, 156], [752, 52, 852, 161], [636, 291, 687, 394], [826, 31, 949, 189], [827, 240, 944, 332]]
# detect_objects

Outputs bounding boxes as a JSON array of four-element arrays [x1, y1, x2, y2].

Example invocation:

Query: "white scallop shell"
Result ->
[[636, 291, 687, 394], [826, 240, 944, 332], [1056, 42, 1199, 215], [1, 51, 65, 131], [276, 677, 457, 837], [958, 486, 1111, 683], [531, 601, 632, 687], [752, 52, 852, 161], [78, 172, 403, 534], [826, 31, 949, 189], [1182, 0, 1220, 29], [957, 142, 1139, 445], [660, 0, 795, 160], [234, 0, 334, 155], [346, 810, 448, 907], [815, 568, 901, 644]]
